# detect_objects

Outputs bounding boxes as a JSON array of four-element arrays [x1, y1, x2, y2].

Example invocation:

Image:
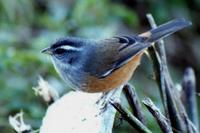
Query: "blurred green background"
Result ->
[[0, 0, 199, 132]]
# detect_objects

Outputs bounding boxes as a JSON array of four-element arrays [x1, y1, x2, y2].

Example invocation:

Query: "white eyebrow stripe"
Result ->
[[60, 45, 80, 51]]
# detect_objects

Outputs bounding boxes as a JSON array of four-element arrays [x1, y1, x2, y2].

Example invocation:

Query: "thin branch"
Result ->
[[172, 84, 198, 133], [146, 14, 185, 133], [146, 14, 169, 116], [182, 67, 199, 131], [164, 79, 185, 133], [182, 113, 195, 133], [110, 101, 152, 133], [123, 84, 146, 124], [143, 98, 173, 133]]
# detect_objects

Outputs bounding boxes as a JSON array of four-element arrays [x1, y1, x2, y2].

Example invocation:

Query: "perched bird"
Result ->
[[42, 18, 191, 93]]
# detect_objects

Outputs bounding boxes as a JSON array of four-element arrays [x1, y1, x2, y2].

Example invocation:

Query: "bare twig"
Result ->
[[146, 14, 169, 116], [123, 84, 146, 124], [182, 67, 199, 131], [182, 113, 195, 133], [164, 79, 185, 132], [143, 98, 173, 133], [146, 14, 185, 133], [172, 85, 198, 133], [110, 101, 152, 133], [188, 119, 199, 133]]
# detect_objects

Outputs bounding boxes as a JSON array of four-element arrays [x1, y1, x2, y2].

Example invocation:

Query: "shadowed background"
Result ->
[[0, 0, 199, 132]]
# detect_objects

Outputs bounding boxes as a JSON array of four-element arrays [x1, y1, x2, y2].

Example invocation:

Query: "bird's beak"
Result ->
[[41, 47, 53, 55]]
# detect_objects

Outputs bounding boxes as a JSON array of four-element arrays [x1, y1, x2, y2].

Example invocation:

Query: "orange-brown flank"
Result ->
[[85, 53, 143, 92], [83, 32, 150, 92]]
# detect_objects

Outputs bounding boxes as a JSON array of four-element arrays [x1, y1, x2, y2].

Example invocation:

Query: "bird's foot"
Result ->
[[96, 89, 118, 115]]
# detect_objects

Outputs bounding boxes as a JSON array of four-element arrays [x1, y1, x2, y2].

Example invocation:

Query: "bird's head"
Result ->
[[41, 37, 86, 74]]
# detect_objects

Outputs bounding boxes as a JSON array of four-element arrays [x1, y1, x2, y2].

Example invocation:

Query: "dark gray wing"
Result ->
[[83, 36, 150, 78], [84, 19, 192, 78]]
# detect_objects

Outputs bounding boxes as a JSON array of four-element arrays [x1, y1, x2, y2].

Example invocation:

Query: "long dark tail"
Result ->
[[105, 18, 191, 75], [147, 18, 192, 43]]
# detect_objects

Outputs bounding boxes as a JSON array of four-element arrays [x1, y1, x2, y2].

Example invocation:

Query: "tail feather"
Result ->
[[147, 18, 192, 43]]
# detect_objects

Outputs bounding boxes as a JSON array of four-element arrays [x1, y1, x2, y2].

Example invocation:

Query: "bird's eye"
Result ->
[[54, 48, 66, 55]]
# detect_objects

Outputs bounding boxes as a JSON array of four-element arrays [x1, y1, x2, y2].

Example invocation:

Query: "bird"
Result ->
[[42, 18, 191, 93]]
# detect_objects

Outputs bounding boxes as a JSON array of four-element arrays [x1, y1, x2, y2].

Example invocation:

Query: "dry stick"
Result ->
[[164, 79, 186, 133], [188, 120, 199, 133], [143, 98, 173, 133], [123, 84, 146, 124], [167, 74, 198, 133], [146, 14, 169, 117], [173, 85, 197, 133], [182, 67, 199, 131], [146, 14, 185, 133], [182, 113, 195, 133], [165, 69, 198, 133], [110, 101, 152, 133]]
